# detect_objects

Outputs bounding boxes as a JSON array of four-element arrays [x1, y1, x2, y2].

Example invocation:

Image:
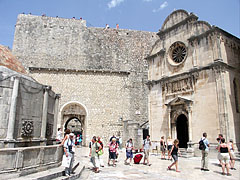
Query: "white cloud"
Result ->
[[108, 0, 125, 9], [160, 1, 168, 9], [152, 1, 168, 13], [143, 0, 152, 2]]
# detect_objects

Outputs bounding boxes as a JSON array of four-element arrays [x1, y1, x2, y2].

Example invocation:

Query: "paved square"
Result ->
[[76, 147, 239, 180]]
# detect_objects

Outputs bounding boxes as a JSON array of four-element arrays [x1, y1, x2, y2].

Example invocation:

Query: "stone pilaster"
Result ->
[[52, 94, 61, 139], [6, 77, 20, 145], [213, 65, 230, 141], [40, 86, 51, 144], [167, 106, 171, 138], [187, 105, 193, 141]]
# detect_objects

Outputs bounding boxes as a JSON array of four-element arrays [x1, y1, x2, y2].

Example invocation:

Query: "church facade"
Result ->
[[147, 10, 240, 150]]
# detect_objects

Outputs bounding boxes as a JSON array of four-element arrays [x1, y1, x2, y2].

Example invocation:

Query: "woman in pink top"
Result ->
[[108, 138, 119, 167]]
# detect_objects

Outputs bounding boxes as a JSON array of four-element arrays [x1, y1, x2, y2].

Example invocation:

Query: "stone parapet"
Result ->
[[0, 144, 63, 174]]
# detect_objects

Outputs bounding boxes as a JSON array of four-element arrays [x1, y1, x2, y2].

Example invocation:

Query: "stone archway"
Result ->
[[65, 117, 83, 136], [60, 102, 87, 146]]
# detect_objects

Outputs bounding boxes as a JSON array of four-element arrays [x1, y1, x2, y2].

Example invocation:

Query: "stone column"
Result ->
[[52, 94, 61, 140], [187, 105, 193, 141], [167, 106, 171, 138], [6, 77, 20, 142], [40, 86, 51, 143]]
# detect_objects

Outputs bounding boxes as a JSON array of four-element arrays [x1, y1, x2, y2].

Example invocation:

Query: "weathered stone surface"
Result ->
[[0, 66, 58, 147], [147, 10, 240, 150], [12, 14, 158, 146]]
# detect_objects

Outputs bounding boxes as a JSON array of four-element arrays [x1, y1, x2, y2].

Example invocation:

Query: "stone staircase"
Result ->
[[6, 162, 85, 180], [235, 152, 240, 162], [179, 148, 194, 158]]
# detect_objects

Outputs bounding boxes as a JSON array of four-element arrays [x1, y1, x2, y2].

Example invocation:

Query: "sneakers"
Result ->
[[201, 168, 209, 171]]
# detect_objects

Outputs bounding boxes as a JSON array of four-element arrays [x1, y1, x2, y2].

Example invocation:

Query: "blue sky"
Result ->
[[0, 0, 239, 48]]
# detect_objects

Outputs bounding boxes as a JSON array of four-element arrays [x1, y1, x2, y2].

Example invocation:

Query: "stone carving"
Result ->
[[163, 77, 193, 95], [21, 120, 34, 137], [46, 123, 53, 137]]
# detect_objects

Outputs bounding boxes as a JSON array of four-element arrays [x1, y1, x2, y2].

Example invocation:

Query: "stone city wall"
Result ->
[[12, 14, 158, 146], [29, 70, 130, 145]]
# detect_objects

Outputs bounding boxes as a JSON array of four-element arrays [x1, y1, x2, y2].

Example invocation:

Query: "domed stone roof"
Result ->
[[0, 45, 26, 74]]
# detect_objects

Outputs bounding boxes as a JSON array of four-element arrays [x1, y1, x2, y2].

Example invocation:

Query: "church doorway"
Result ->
[[176, 114, 189, 148]]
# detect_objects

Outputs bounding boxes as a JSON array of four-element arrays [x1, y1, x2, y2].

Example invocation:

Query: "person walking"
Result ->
[[125, 138, 134, 165], [167, 139, 180, 172], [143, 135, 151, 166], [108, 138, 118, 167], [89, 136, 102, 173], [97, 136, 104, 167], [160, 136, 166, 159], [56, 128, 63, 143], [62, 133, 75, 176], [228, 139, 236, 170], [61, 129, 71, 145], [218, 138, 232, 176], [217, 134, 223, 165], [200, 132, 210, 171], [167, 136, 173, 160]]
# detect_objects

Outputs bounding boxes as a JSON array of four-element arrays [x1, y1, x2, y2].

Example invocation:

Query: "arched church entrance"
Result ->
[[60, 102, 87, 146], [176, 114, 189, 148]]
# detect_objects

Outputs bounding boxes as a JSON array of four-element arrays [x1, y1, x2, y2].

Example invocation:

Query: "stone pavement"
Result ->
[[5, 147, 239, 180], [77, 147, 239, 180]]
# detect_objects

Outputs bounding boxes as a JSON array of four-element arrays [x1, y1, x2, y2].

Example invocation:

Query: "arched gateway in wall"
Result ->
[[60, 101, 87, 146]]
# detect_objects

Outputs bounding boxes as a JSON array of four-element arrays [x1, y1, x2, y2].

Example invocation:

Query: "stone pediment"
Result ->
[[165, 96, 192, 106]]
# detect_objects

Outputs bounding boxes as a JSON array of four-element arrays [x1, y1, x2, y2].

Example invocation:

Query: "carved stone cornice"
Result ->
[[145, 48, 166, 60], [147, 59, 240, 87], [157, 13, 198, 38]]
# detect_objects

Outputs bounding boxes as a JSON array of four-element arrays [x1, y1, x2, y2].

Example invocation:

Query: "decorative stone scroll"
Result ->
[[21, 120, 34, 137], [46, 123, 53, 137]]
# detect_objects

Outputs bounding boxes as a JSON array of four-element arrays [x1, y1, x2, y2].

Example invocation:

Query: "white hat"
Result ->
[[69, 133, 74, 136]]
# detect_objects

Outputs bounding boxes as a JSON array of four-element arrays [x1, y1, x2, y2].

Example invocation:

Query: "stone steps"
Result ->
[[8, 162, 84, 180]]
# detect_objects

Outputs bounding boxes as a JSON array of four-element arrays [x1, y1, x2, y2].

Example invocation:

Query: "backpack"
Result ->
[[199, 139, 206, 150]]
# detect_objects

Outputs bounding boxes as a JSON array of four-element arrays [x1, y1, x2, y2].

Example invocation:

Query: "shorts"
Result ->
[[160, 146, 166, 152], [109, 152, 117, 160], [144, 149, 150, 159], [172, 154, 178, 162], [126, 151, 133, 159], [167, 145, 172, 151], [217, 152, 221, 160], [230, 151, 236, 160], [220, 153, 230, 163]]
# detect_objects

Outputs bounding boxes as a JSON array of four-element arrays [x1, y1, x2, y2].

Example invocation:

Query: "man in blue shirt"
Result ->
[[201, 132, 210, 171]]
